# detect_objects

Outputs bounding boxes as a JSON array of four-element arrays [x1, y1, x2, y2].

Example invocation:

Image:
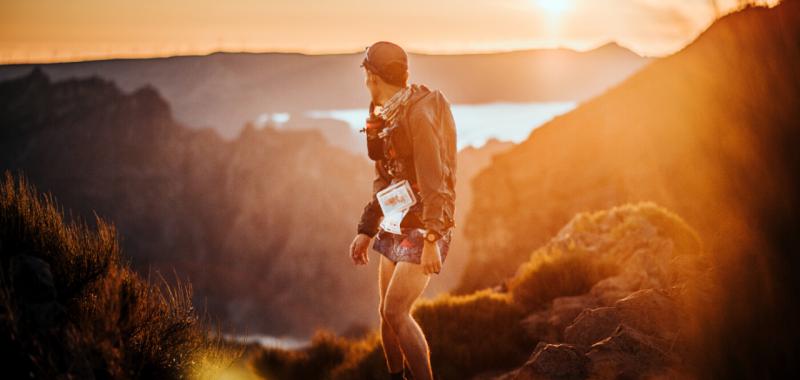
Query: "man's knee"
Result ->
[[382, 300, 408, 328], [379, 300, 387, 320]]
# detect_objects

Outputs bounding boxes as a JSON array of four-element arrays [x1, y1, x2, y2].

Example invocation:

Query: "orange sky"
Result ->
[[0, 0, 780, 64]]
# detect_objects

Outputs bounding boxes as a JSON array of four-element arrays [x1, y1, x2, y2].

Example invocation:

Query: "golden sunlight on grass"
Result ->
[[190, 347, 252, 380]]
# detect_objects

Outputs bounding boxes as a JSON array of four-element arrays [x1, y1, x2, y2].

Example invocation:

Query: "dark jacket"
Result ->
[[357, 84, 457, 238]]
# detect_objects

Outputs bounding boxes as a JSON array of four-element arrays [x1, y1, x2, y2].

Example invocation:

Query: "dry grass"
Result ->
[[0, 170, 240, 379], [508, 253, 618, 313]]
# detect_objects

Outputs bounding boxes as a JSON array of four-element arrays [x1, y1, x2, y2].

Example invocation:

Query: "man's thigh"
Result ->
[[379, 254, 397, 308], [384, 261, 431, 313]]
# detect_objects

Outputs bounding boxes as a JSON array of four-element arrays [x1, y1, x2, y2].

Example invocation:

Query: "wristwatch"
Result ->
[[424, 230, 441, 243]]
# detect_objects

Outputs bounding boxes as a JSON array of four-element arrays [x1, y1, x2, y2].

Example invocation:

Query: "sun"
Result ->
[[535, 0, 571, 16]]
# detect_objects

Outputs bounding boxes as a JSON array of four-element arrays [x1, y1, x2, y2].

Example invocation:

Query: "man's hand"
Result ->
[[420, 240, 442, 275], [350, 233, 372, 265]]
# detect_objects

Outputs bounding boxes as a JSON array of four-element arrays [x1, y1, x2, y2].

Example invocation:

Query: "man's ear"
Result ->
[[367, 70, 384, 86]]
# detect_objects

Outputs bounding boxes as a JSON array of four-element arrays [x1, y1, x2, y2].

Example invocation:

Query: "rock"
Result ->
[[549, 296, 599, 339], [589, 271, 647, 306], [614, 289, 680, 340], [564, 307, 621, 348], [513, 342, 589, 380], [521, 295, 598, 342], [587, 324, 674, 380]]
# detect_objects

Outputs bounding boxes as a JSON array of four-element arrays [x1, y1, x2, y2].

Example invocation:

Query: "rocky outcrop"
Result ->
[[498, 343, 589, 380], [496, 289, 693, 380], [476, 202, 707, 380]]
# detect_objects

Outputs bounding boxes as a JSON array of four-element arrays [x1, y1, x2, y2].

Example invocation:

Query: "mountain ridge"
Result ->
[[0, 44, 650, 138]]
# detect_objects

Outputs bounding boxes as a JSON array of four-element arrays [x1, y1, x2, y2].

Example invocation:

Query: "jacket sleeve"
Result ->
[[357, 160, 390, 237], [408, 92, 450, 236]]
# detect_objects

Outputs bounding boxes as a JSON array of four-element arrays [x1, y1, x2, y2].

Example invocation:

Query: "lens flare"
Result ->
[[536, 0, 571, 16]]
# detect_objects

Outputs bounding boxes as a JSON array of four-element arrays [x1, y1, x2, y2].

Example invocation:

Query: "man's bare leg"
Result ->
[[382, 260, 433, 380], [378, 255, 405, 373]]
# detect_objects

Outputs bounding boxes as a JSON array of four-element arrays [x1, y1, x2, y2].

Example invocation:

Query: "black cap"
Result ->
[[360, 41, 408, 86]]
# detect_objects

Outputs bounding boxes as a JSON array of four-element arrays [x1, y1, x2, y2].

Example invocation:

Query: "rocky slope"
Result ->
[[456, 1, 800, 294], [474, 202, 709, 380]]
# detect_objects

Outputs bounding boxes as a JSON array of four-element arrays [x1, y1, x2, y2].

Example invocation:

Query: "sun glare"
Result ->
[[535, 0, 571, 16]]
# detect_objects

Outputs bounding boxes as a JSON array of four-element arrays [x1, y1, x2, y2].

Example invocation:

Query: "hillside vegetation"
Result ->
[[0, 171, 239, 378]]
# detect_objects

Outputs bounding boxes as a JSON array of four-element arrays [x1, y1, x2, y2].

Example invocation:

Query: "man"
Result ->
[[349, 41, 457, 380]]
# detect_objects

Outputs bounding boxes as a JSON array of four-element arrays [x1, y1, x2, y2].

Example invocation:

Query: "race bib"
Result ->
[[376, 179, 417, 234]]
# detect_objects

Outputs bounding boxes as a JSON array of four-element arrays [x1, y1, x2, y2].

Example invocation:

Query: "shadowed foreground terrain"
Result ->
[[0, 172, 240, 378]]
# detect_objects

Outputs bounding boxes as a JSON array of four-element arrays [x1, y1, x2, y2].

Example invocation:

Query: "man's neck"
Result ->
[[376, 85, 405, 106]]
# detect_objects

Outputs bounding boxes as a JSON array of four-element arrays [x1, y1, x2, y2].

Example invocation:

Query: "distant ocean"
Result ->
[[262, 102, 577, 150]]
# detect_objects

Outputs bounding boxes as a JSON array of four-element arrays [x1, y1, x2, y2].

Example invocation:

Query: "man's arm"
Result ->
[[357, 160, 390, 237], [408, 92, 451, 237]]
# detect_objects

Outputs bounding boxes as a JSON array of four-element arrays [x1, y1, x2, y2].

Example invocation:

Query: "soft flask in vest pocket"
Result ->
[[364, 103, 386, 161], [365, 116, 386, 160]]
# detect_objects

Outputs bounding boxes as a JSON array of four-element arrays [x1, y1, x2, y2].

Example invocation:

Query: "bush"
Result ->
[[250, 329, 353, 379], [0, 171, 238, 379], [411, 289, 533, 379], [508, 252, 618, 312]]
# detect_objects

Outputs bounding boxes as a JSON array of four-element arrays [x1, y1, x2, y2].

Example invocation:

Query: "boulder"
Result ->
[[513, 342, 589, 380], [589, 271, 647, 306], [587, 324, 674, 380], [614, 289, 680, 341], [521, 295, 598, 342], [563, 307, 621, 348]]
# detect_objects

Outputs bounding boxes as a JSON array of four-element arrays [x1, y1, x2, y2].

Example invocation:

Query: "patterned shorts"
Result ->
[[372, 227, 452, 267]]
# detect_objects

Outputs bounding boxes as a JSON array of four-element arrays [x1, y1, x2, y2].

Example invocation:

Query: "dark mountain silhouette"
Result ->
[[0, 44, 649, 139], [456, 2, 800, 377], [0, 67, 379, 337]]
